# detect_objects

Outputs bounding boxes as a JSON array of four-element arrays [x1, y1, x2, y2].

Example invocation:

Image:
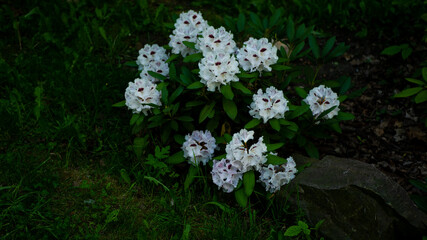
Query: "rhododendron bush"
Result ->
[[115, 9, 354, 206]]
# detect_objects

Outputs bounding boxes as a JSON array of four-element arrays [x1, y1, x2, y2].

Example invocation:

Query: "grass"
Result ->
[[1, 0, 424, 239]]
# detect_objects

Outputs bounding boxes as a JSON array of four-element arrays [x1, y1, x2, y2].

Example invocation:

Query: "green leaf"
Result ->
[[394, 87, 423, 98], [294, 87, 307, 98], [98, 26, 109, 44], [298, 221, 309, 230], [315, 219, 325, 230], [199, 101, 216, 123], [176, 116, 193, 122], [134, 136, 148, 159], [305, 141, 319, 159], [243, 170, 255, 197], [182, 41, 197, 50], [180, 73, 192, 86], [148, 71, 167, 81], [112, 100, 126, 107], [130, 114, 140, 126], [409, 179, 427, 192], [284, 226, 302, 237], [269, 8, 282, 27], [249, 12, 262, 29], [336, 112, 355, 121], [266, 154, 287, 165], [183, 52, 203, 63], [288, 105, 310, 119], [321, 36, 336, 57], [124, 61, 138, 67], [381, 45, 401, 55], [184, 166, 198, 191], [237, 72, 258, 78], [271, 65, 292, 71], [237, 12, 245, 32], [186, 100, 204, 107], [234, 187, 248, 208], [166, 54, 179, 63], [187, 81, 205, 89], [308, 35, 320, 59], [221, 84, 234, 100], [415, 90, 427, 103], [269, 118, 281, 131], [266, 142, 285, 151], [402, 47, 413, 59], [120, 169, 131, 184], [231, 82, 252, 94], [317, 106, 337, 119], [292, 41, 305, 57], [422, 68, 427, 82], [174, 134, 185, 145], [223, 98, 237, 120], [280, 119, 298, 131], [169, 86, 184, 103], [286, 18, 295, 41], [245, 118, 261, 129], [405, 78, 425, 86], [166, 151, 186, 164], [410, 194, 427, 213], [339, 77, 352, 95]]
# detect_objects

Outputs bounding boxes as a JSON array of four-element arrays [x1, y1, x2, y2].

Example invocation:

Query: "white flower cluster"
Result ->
[[225, 129, 268, 172], [136, 44, 169, 83], [198, 52, 240, 92], [211, 158, 243, 193], [211, 129, 268, 192], [182, 130, 217, 166], [197, 26, 236, 55], [237, 37, 278, 74], [169, 10, 208, 57], [249, 86, 289, 123], [304, 85, 340, 119], [125, 78, 162, 115], [258, 157, 298, 193]]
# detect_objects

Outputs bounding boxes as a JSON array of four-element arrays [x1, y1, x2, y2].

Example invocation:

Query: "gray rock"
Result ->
[[287, 155, 427, 240]]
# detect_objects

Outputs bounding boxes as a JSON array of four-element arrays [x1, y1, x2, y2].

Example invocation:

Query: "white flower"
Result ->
[[199, 52, 240, 92], [225, 129, 267, 172], [211, 158, 243, 193], [139, 60, 169, 83], [249, 86, 289, 123], [182, 130, 217, 166], [258, 157, 298, 193], [169, 10, 208, 57], [303, 85, 340, 119], [124, 78, 162, 115], [237, 37, 278, 74], [136, 44, 169, 71], [197, 26, 236, 55]]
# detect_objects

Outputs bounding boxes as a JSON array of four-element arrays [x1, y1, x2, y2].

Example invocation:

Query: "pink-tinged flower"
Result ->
[[211, 158, 243, 193], [182, 130, 217, 166], [258, 157, 297, 193]]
